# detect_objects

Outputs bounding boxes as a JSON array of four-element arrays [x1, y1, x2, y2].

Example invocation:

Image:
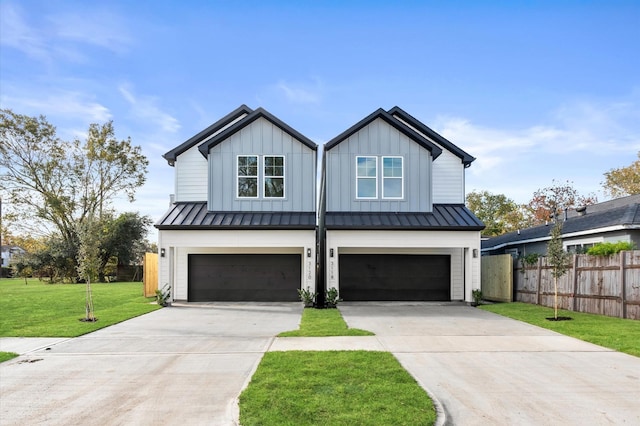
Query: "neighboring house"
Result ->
[[156, 105, 318, 301], [482, 194, 640, 257], [1, 245, 26, 268], [321, 107, 484, 302]]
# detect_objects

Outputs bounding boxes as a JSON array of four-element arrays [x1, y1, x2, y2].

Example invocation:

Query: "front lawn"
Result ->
[[239, 351, 436, 426], [0, 352, 19, 363], [0, 278, 160, 337], [479, 302, 640, 357], [278, 307, 373, 337]]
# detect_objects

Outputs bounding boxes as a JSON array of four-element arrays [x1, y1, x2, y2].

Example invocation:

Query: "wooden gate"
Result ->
[[143, 252, 158, 297], [481, 254, 513, 302]]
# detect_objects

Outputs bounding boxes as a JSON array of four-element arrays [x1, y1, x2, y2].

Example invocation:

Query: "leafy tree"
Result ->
[[466, 190, 531, 236], [528, 180, 597, 225], [0, 109, 148, 278], [602, 152, 640, 198], [546, 221, 570, 320]]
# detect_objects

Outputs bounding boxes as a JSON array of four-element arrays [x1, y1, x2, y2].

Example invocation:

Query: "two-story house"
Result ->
[[156, 105, 318, 301], [156, 105, 483, 303], [321, 107, 484, 302]]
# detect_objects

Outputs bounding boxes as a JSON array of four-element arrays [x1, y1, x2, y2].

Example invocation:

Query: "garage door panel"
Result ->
[[188, 254, 301, 302], [339, 254, 450, 301]]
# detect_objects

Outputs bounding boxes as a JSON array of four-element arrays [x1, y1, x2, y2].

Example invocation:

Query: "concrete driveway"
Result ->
[[2, 303, 639, 426], [0, 303, 302, 426], [339, 303, 640, 426]]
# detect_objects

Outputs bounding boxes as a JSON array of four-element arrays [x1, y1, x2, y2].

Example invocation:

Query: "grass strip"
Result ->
[[0, 278, 160, 337], [0, 352, 19, 363], [278, 307, 373, 337], [239, 351, 436, 426], [479, 302, 640, 357]]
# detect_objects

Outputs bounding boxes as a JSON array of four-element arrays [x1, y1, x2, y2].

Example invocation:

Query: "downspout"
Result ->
[[315, 145, 327, 308]]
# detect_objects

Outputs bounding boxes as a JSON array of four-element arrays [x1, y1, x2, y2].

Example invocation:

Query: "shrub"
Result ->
[[586, 241, 636, 256]]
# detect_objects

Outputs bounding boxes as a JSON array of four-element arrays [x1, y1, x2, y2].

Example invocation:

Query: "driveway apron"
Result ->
[[0, 303, 302, 426], [339, 303, 640, 426]]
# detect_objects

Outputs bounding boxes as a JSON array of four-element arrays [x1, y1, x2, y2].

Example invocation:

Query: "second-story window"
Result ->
[[382, 156, 403, 198], [264, 155, 285, 198], [356, 156, 377, 199], [237, 155, 258, 198]]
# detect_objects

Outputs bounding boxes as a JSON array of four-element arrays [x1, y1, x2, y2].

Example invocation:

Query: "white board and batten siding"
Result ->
[[391, 114, 466, 204], [208, 117, 317, 212], [158, 229, 316, 301], [325, 118, 432, 212], [326, 230, 481, 301]]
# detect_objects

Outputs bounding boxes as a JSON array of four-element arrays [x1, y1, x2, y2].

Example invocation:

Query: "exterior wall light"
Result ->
[[160, 248, 166, 257]]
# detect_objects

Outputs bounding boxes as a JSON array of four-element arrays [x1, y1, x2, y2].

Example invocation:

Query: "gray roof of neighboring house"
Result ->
[[324, 108, 443, 159], [326, 205, 485, 230], [197, 107, 317, 157], [482, 197, 640, 251], [387, 106, 476, 166], [155, 202, 316, 230], [163, 104, 253, 165]]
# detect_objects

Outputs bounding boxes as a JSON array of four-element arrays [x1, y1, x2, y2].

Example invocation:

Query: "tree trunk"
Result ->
[[554, 276, 558, 320]]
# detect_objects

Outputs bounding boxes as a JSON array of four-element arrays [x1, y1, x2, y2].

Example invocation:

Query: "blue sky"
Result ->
[[1, 1, 639, 241]]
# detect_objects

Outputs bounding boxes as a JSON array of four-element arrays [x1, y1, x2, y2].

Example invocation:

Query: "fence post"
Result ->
[[572, 254, 579, 312], [620, 251, 626, 319], [536, 257, 542, 305]]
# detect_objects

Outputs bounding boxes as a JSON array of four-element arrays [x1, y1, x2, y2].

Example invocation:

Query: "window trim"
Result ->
[[263, 155, 285, 199], [381, 156, 404, 199], [355, 156, 378, 199], [236, 154, 259, 198]]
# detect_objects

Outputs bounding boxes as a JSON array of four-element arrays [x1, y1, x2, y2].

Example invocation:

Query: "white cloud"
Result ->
[[118, 85, 181, 134], [0, 3, 48, 61], [48, 10, 132, 53], [276, 79, 323, 104]]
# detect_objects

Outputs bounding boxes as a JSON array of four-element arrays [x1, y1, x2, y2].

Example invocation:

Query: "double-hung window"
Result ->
[[356, 156, 377, 199], [237, 155, 258, 198], [264, 155, 285, 198], [237, 155, 285, 198], [382, 156, 403, 198]]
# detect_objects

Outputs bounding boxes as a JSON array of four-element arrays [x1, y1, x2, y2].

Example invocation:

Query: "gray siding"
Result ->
[[326, 118, 432, 212], [208, 117, 316, 212]]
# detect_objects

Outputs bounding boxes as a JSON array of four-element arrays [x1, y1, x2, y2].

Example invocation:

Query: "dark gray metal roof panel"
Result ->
[[155, 202, 316, 230], [482, 202, 640, 250], [325, 205, 485, 230], [387, 106, 476, 166], [198, 107, 317, 158], [163, 105, 253, 164], [324, 108, 443, 159]]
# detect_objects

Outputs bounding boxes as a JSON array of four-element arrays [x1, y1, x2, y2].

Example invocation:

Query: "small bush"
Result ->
[[586, 241, 636, 256]]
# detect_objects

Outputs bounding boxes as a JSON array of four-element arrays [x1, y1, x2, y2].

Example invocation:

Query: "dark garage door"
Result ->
[[188, 254, 301, 302], [339, 254, 450, 301]]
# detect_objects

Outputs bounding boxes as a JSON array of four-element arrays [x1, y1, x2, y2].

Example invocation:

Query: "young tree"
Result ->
[[546, 221, 570, 320], [76, 216, 102, 322], [466, 190, 531, 236], [528, 180, 597, 225], [602, 152, 640, 198]]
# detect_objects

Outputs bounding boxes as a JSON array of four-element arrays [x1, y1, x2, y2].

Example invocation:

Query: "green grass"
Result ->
[[0, 278, 161, 337], [0, 352, 19, 363], [239, 351, 436, 426], [278, 308, 374, 337], [479, 302, 640, 357]]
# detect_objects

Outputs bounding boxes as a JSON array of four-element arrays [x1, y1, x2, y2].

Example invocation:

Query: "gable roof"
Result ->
[[197, 107, 317, 158], [324, 108, 443, 159], [387, 106, 475, 166], [163, 104, 253, 166], [482, 198, 640, 252]]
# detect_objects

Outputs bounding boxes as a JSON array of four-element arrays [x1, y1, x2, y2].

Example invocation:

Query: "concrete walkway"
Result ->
[[2, 302, 639, 425]]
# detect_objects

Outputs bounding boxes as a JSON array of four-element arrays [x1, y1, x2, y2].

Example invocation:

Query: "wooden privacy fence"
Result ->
[[143, 252, 158, 297], [514, 250, 640, 320]]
